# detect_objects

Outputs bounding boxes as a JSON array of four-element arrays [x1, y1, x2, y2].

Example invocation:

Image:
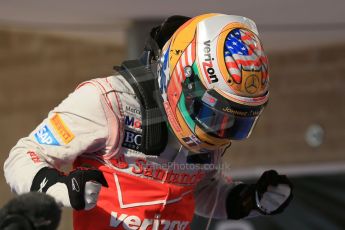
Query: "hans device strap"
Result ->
[[115, 60, 168, 156]]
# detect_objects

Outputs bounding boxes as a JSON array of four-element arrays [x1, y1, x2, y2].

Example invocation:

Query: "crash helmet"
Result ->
[[156, 13, 269, 153]]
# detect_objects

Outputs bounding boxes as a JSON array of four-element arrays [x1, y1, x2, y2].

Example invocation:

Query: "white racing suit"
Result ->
[[4, 75, 237, 230]]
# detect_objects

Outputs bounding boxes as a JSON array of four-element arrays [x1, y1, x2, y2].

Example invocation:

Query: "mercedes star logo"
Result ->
[[245, 74, 259, 94]]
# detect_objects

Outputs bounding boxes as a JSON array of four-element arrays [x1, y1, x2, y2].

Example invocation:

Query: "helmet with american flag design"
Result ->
[[156, 13, 269, 153]]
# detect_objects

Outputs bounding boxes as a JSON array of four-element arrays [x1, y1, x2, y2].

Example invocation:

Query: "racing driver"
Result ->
[[4, 13, 293, 230]]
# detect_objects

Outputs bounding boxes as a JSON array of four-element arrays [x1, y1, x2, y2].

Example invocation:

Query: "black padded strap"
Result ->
[[115, 60, 168, 156]]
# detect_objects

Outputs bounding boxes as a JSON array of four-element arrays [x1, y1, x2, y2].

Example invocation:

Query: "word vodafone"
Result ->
[[110, 212, 189, 230]]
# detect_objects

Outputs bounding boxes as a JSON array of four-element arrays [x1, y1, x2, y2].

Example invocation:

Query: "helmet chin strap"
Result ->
[[114, 60, 168, 156]]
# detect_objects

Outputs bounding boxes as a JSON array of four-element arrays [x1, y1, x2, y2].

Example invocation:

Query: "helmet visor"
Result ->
[[191, 95, 261, 139], [183, 78, 265, 140]]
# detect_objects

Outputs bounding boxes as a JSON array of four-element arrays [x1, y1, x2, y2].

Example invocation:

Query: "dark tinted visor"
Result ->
[[183, 75, 265, 140], [190, 96, 261, 139]]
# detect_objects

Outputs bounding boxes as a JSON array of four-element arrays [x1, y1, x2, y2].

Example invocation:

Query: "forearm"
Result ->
[[4, 138, 50, 194], [194, 175, 238, 219], [195, 180, 255, 220]]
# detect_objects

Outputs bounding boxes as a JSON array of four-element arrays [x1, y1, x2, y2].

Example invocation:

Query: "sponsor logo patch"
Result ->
[[110, 211, 189, 230], [125, 105, 141, 115], [34, 125, 60, 146], [124, 115, 142, 129], [50, 114, 75, 144], [131, 159, 206, 185], [244, 73, 260, 94], [202, 40, 218, 84], [27, 151, 41, 163], [122, 130, 142, 151]]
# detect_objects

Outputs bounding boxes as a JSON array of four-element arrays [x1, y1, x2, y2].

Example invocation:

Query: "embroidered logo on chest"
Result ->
[[124, 115, 142, 130], [122, 106, 142, 151], [122, 130, 142, 151]]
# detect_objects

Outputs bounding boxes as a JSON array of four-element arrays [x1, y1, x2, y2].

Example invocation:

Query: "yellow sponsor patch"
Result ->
[[50, 114, 75, 144]]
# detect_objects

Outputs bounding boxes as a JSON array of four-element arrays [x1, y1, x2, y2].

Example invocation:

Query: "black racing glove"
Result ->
[[254, 170, 293, 215], [226, 170, 293, 219], [30, 167, 108, 210]]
